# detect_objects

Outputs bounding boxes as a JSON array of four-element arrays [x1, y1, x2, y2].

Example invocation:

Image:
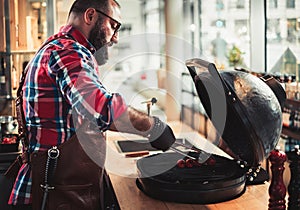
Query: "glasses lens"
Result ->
[[116, 23, 121, 32], [95, 9, 121, 34]]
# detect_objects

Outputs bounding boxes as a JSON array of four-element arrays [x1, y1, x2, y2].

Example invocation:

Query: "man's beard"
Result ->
[[89, 19, 109, 65]]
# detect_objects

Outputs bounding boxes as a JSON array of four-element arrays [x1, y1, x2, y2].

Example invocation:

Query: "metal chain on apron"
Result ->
[[40, 146, 60, 210]]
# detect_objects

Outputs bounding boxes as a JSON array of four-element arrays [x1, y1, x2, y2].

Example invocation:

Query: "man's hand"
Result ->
[[109, 107, 176, 151], [147, 117, 176, 151]]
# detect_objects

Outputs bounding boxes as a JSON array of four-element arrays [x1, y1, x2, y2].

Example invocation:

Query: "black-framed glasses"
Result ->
[[94, 9, 121, 35]]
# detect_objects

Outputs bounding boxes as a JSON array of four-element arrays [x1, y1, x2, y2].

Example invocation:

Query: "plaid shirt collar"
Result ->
[[48, 25, 97, 54]]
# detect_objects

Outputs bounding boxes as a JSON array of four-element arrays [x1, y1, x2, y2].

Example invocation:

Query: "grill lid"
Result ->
[[185, 58, 286, 166]]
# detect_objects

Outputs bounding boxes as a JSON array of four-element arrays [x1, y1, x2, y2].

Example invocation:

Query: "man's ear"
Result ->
[[84, 8, 97, 25]]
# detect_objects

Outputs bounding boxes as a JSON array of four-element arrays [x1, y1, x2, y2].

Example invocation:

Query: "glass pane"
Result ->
[[145, 0, 159, 11], [146, 12, 160, 33], [266, 0, 300, 81], [199, 0, 250, 69], [144, 1, 164, 70], [56, 0, 72, 31], [269, 0, 278, 8]]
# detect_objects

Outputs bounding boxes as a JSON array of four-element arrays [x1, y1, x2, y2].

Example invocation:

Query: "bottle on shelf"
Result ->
[[0, 56, 6, 96], [282, 106, 291, 128], [12, 65, 18, 90], [289, 110, 295, 129]]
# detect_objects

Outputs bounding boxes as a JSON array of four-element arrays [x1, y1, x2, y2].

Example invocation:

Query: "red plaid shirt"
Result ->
[[9, 25, 127, 205]]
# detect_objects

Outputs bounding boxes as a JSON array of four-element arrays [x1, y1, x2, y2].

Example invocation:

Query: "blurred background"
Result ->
[[0, 0, 300, 124]]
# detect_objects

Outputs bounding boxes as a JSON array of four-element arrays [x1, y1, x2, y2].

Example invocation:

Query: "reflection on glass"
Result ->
[[266, 0, 300, 81], [197, 0, 250, 69]]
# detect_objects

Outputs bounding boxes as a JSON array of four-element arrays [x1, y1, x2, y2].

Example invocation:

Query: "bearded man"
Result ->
[[8, 0, 176, 209]]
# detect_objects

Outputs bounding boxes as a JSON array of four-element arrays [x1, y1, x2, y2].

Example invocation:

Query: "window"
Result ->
[[143, 0, 165, 70], [216, 0, 225, 10], [237, 0, 245, 9], [266, 1, 300, 78], [267, 19, 281, 42], [286, 0, 296, 8], [269, 0, 278, 9], [197, 0, 250, 69]]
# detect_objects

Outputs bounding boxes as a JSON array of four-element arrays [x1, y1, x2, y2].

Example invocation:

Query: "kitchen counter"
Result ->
[[105, 121, 285, 210]]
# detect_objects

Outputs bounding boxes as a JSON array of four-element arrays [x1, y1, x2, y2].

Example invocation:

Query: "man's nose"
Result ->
[[110, 32, 119, 44]]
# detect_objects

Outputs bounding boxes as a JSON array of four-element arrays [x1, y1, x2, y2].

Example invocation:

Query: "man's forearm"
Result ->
[[109, 106, 154, 136]]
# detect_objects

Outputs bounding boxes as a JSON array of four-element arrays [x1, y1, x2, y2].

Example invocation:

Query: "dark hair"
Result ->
[[68, 0, 120, 16]]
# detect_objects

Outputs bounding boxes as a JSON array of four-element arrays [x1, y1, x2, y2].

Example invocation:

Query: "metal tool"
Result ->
[[141, 97, 157, 116], [183, 134, 234, 160], [140, 97, 233, 161], [173, 141, 201, 153], [170, 133, 234, 161], [169, 146, 197, 160]]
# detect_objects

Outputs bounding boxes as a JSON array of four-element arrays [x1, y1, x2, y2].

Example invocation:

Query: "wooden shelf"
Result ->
[[282, 99, 300, 141], [282, 127, 300, 141], [285, 99, 300, 110]]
